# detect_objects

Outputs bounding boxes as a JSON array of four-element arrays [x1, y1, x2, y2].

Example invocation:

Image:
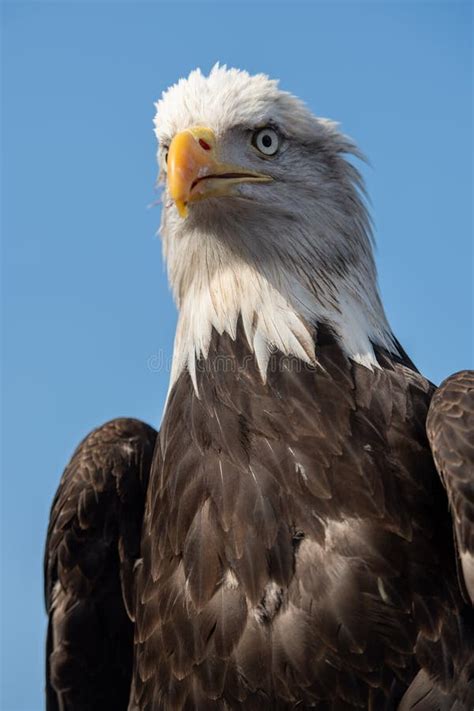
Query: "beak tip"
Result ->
[[176, 200, 188, 218]]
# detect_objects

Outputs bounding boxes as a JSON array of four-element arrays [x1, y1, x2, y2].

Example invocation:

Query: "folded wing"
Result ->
[[427, 370, 474, 603], [44, 417, 157, 711]]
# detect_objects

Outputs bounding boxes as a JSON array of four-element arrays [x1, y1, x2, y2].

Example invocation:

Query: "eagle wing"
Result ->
[[44, 417, 157, 711], [426, 370, 474, 603]]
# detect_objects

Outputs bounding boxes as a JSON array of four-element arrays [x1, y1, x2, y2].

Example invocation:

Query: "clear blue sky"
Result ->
[[1, 2, 472, 709]]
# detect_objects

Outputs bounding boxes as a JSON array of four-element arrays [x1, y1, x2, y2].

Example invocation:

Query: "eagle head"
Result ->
[[154, 64, 396, 390]]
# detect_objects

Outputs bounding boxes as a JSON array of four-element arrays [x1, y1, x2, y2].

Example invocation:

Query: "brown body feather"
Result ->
[[44, 418, 157, 711], [427, 371, 474, 603], [44, 339, 474, 709], [128, 325, 474, 710]]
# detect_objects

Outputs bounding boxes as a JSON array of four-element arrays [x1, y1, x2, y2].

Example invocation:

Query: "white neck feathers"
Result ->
[[167, 255, 396, 395]]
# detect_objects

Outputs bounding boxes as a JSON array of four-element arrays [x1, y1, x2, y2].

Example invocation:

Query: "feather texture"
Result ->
[[44, 418, 157, 710], [427, 371, 474, 603], [129, 326, 474, 710]]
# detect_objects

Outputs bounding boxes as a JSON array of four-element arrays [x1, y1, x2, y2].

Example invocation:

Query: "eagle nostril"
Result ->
[[199, 138, 211, 151]]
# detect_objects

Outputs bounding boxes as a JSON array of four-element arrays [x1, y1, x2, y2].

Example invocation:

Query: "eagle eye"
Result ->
[[252, 127, 280, 156]]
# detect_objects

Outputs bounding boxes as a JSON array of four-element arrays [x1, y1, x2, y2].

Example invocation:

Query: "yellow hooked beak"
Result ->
[[166, 126, 272, 218]]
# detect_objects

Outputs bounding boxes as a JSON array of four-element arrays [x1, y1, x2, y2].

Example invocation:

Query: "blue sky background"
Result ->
[[1, 1, 472, 709]]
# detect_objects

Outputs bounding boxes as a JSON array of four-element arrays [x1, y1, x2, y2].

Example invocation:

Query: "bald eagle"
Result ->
[[45, 66, 474, 710]]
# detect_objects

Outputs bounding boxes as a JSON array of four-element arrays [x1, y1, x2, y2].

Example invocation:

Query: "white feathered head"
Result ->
[[154, 65, 396, 388]]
